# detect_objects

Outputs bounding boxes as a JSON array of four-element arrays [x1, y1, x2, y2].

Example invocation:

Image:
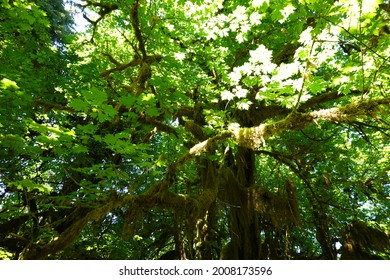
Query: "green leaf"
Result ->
[[120, 94, 136, 108], [69, 98, 89, 112], [82, 87, 107, 105], [97, 104, 117, 122], [10, 179, 52, 194], [307, 76, 327, 94], [0, 78, 19, 89], [145, 107, 160, 117]]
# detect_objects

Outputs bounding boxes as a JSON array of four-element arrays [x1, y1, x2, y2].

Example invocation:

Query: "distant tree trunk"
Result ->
[[195, 202, 217, 259], [308, 198, 336, 259]]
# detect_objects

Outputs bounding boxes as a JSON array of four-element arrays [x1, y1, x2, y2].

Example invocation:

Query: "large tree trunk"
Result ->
[[221, 147, 260, 259]]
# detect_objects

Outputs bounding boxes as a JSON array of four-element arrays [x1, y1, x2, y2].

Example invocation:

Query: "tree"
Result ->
[[0, 0, 389, 260]]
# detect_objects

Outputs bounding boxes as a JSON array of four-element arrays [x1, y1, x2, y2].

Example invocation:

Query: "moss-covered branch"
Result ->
[[233, 98, 390, 149]]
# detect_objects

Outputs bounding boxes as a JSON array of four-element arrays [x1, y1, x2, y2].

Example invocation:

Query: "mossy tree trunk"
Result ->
[[223, 147, 260, 259]]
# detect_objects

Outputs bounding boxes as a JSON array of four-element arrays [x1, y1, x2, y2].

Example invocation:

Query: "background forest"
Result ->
[[0, 0, 389, 260]]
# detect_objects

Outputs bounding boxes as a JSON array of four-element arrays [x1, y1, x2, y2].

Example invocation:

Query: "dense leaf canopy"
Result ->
[[0, 0, 389, 260]]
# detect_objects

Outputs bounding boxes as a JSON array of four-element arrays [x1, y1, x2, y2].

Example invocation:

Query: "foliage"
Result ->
[[0, 0, 389, 260]]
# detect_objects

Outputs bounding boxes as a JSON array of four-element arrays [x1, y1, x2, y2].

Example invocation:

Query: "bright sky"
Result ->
[[65, 0, 89, 32]]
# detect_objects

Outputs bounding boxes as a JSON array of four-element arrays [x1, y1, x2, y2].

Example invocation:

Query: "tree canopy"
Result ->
[[0, 0, 389, 260]]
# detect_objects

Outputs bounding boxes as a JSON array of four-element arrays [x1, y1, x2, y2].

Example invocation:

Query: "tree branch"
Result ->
[[130, 0, 147, 58], [233, 97, 390, 150]]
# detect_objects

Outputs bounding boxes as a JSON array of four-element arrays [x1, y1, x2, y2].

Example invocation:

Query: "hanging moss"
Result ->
[[341, 220, 390, 259], [250, 180, 300, 230]]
